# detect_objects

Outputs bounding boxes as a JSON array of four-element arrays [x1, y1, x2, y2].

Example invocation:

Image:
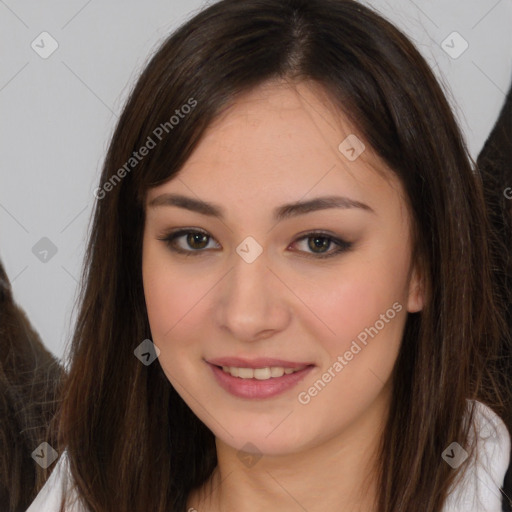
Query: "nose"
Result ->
[[214, 247, 291, 343]]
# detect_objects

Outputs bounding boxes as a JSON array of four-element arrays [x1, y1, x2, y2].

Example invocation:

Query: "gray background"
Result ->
[[1, 0, 511, 362]]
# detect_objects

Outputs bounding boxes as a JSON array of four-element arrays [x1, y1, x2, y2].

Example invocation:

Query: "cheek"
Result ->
[[143, 242, 191, 350], [143, 239, 201, 335], [142, 242, 219, 381], [307, 252, 410, 356], [142, 262, 195, 388], [293, 260, 408, 431], [144, 274, 185, 336]]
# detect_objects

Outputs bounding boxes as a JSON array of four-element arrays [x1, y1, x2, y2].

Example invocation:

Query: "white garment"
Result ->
[[25, 448, 82, 512], [443, 400, 511, 511], [26, 400, 511, 512]]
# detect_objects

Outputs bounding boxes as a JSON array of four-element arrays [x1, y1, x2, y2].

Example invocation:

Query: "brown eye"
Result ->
[[291, 232, 353, 259], [186, 232, 209, 250], [307, 235, 331, 253], [158, 229, 219, 256]]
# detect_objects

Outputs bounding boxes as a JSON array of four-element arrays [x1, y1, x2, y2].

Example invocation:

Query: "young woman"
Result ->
[[26, 0, 512, 510]]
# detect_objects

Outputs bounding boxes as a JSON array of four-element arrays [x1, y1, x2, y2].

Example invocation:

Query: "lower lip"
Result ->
[[208, 362, 314, 399]]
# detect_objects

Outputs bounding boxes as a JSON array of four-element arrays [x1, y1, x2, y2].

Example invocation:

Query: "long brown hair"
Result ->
[[49, 1, 512, 510], [0, 259, 64, 512]]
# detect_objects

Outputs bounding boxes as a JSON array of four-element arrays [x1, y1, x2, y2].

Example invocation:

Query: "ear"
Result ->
[[407, 261, 424, 313]]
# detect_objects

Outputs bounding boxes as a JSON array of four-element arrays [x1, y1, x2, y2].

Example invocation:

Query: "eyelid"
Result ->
[[157, 228, 353, 259]]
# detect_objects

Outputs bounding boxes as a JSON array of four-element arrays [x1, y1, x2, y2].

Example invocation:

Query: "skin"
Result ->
[[142, 79, 424, 512]]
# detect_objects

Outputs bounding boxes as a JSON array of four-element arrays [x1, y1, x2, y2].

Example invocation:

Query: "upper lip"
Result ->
[[207, 357, 314, 369]]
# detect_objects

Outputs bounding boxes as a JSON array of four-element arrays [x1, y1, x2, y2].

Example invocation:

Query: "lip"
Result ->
[[207, 356, 313, 369], [206, 360, 315, 399]]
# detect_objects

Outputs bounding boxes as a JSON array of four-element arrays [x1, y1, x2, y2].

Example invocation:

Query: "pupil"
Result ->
[[188, 233, 207, 249], [310, 236, 329, 252]]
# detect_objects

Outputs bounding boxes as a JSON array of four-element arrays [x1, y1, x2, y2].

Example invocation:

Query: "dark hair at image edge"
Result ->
[[45, 0, 512, 511]]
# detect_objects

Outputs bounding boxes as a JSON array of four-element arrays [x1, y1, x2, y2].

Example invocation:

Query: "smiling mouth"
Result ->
[[218, 365, 308, 379], [207, 361, 315, 399]]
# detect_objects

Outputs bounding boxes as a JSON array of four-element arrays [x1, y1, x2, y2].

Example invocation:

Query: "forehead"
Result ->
[[193, 80, 362, 167], [146, 80, 405, 216]]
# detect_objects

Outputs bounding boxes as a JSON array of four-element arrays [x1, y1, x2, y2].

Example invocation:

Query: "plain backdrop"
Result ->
[[1, 0, 511, 361]]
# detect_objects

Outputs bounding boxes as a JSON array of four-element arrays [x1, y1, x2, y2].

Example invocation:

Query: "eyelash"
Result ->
[[157, 228, 353, 259]]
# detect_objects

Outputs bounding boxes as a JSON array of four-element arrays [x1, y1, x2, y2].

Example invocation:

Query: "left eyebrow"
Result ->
[[274, 195, 375, 220], [147, 193, 375, 221]]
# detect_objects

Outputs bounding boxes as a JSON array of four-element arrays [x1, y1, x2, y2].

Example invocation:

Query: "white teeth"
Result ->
[[238, 367, 254, 379], [270, 367, 284, 377], [220, 365, 305, 379]]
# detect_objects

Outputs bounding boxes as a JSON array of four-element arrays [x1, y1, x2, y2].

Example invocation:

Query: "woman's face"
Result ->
[[142, 80, 423, 455]]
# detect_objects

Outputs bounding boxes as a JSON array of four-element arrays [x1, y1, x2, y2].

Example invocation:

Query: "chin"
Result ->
[[211, 415, 317, 456]]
